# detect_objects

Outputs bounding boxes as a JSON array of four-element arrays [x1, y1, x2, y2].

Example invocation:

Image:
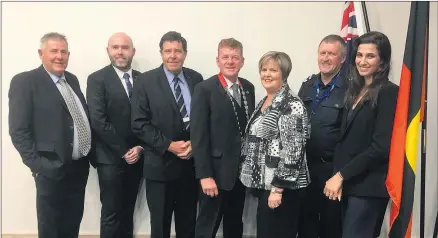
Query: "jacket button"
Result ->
[[70, 143, 73, 147]]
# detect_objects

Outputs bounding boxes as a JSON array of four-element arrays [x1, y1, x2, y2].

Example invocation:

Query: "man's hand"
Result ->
[[177, 141, 192, 159], [124, 146, 142, 164], [168, 141, 188, 155], [200, 177, 218, 197]]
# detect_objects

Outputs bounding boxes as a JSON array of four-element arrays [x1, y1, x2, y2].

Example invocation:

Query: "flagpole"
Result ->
[[420, 66, 427, 238], [360, 2, 371, 32], [420, 60, 427, 238], [420, 3, 430, 236]]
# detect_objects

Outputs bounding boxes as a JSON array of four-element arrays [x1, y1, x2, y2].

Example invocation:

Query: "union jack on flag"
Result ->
[[340, 1, 366, 77]]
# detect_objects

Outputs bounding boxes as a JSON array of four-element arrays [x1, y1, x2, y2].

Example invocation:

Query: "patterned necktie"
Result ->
[[123, 73, 132, 99], [173, 76, 190, 130], [231, 83, 242, 106], [58, 78, 91, 156]]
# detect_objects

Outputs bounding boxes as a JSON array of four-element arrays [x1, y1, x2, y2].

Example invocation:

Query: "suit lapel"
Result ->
[[341, 102, 365, 139], [214, 76, 239, 126], [132, 70, 140, 83], [38, 66, 69, 114], [157, 67, 180, 114], [107, 65, 131, 104], [182, 68, 195, 95], [241, 81, 254, 115], [65, 74, 89, 119]]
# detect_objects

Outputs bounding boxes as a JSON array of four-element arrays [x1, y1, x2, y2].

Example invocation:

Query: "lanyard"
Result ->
[[311, 73, 341, 114]]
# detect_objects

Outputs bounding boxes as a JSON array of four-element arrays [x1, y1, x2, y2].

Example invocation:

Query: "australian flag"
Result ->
[[340, 1, 366, 78]]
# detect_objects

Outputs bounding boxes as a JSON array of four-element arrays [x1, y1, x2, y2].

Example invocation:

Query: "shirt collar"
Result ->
[[163, 65, 185, 85], [313, 71, 342, 89], [224, 76, 240, 89], [43, 65, 65, 84], [112, 65, 132, 80]]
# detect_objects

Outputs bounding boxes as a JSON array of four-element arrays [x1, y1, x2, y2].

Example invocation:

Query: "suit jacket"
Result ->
[[131, 65, 203, 181], [9, 65, 92, 180], [87, 65, 143, 165], [191, 75, 255, 191], [334, 81, 399, 198]]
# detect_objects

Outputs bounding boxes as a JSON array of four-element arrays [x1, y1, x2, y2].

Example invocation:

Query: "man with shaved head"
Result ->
[[86, 32, 143, 238]]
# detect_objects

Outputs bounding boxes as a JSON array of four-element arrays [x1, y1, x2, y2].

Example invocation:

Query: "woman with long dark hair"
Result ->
[[323, 31, 399, 238]]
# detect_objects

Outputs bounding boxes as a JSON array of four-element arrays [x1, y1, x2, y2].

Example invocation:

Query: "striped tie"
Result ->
[[173, 76, 190, 130], [123, 73, 132, 99]]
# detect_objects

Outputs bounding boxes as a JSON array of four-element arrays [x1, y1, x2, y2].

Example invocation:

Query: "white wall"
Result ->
[[1, 2, 437, 237]]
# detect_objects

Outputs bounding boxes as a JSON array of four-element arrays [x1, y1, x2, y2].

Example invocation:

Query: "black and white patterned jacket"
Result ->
[[239, 84, 311, 190]]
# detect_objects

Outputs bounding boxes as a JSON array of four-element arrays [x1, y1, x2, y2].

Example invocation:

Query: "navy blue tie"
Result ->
[[123, 73, 132, 99], [173, 77, 190, 130]]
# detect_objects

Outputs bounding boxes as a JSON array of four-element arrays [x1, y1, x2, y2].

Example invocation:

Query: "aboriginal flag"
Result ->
[[385, 2, 429, 238]]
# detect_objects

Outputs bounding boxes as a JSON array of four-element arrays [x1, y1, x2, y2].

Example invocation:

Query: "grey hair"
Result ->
[[318, 34, 347, 58], [258, 51, 292, 82], [40, 32, 68, 49]]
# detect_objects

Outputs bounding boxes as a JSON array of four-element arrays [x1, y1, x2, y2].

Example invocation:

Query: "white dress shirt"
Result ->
[[112, 66, 133, 97], [224, 76, 241, 97], [44, 67, 91, 160]]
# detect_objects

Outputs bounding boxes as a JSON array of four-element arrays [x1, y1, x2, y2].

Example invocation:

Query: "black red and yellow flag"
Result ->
[[386, 2, 429, 238]]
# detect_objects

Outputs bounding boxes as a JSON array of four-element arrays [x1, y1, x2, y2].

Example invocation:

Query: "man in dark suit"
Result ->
[[191, 38, 255, 238], [131, 31, 203, 238], [9, 32, 91, 238], [86, 32, 143, 238]]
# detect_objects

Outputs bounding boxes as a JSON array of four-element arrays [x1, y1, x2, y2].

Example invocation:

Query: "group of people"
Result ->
[[8, 29, 398, 238]]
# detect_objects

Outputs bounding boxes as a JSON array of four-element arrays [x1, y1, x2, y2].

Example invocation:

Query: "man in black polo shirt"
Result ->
[[298, 34, 349, 238]]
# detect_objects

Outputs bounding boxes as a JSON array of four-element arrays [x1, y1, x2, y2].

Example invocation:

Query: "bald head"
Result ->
[[107, 32, 136, 71], [108, 32, 134, 48]]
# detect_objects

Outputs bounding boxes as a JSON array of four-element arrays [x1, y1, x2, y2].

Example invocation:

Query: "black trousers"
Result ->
[[341, 195, 388, 238], [97, 158, 144, 238], [298, 162, 342, 238], [253, 188, 304, 238], [145, 169, 198, 238], [195, 180, 246, 238], [34, 159, 89, 238]]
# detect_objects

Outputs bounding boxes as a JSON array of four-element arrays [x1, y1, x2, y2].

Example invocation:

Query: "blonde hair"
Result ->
[[218, 38, 243, 55], [258, 51, 292, 81]]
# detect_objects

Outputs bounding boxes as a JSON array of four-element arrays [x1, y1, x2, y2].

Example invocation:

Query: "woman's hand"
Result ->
[[324, 172, 343, 201], [268, 187, 283, 209]]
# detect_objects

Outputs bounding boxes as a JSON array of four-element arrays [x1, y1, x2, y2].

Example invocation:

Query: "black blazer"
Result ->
[[9, 65, 92, 180], [131, 65, 203, 181], [86, 65, 142, 165], [191, 75, 255, 191], [334, 81, 399, 198]]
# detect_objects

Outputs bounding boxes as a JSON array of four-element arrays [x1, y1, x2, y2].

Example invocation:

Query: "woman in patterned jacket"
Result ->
[[239, 51, 311, 238]]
